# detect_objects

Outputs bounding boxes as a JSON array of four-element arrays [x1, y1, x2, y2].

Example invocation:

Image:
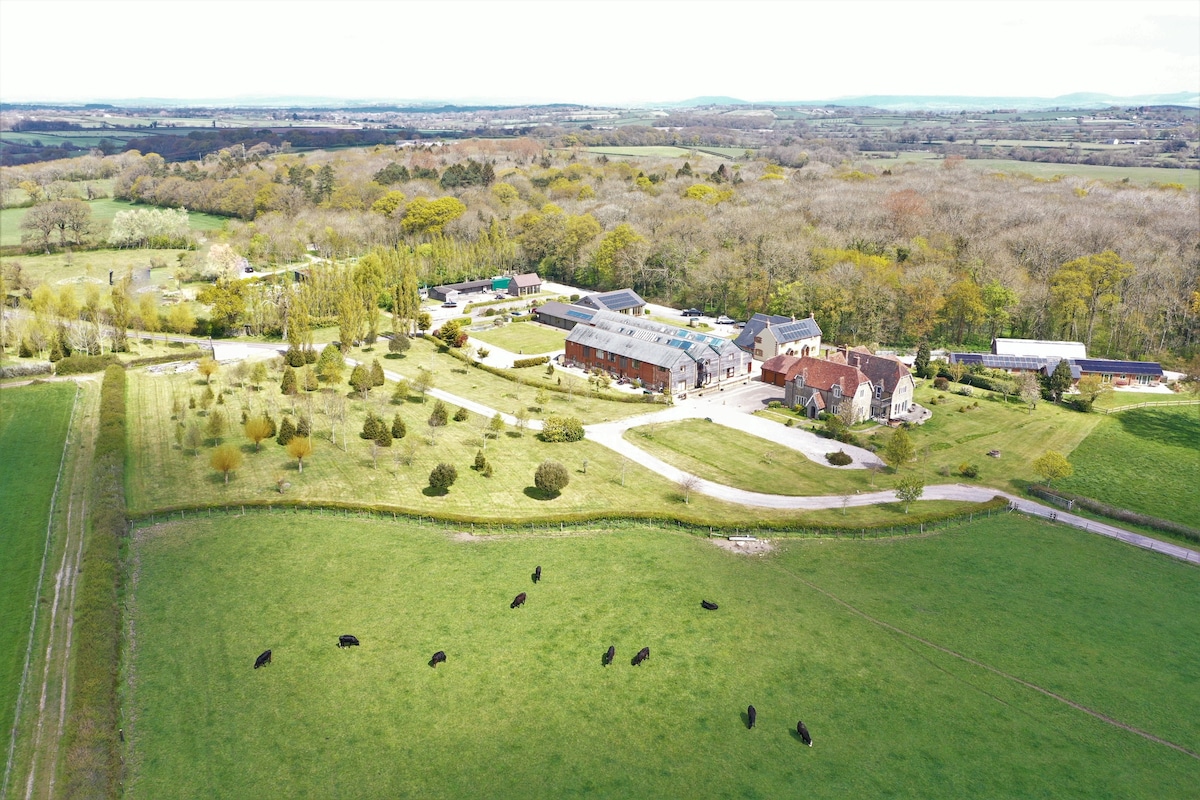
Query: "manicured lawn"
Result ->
[[124, 513, 1200, 799], [468, 322, 567, 355], [0, 383, 76, 741], [626, 419, 875, 495], [1056, 406, 1200, 529]]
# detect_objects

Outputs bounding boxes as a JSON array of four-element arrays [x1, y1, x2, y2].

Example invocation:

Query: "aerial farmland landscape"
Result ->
[[1, 1, 1198, 798]]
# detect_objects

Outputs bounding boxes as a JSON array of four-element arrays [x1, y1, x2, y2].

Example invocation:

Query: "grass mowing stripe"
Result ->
[[0, 386, 76, 796], [766, 554, 1200, 760]]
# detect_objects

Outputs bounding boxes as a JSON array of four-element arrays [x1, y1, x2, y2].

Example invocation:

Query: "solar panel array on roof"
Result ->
[[1074, 359, 1162, 376]]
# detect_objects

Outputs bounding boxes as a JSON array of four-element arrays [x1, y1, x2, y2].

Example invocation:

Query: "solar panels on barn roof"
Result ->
[[1074, 359, 1162, 376]]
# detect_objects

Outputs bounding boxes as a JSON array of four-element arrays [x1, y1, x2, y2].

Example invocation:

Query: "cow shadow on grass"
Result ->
[[1115, 408, 1200, 450], [739, 709, 753, 729]]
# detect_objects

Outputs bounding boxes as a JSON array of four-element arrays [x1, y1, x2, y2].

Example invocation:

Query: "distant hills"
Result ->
[[8, 91, 1199, 112]]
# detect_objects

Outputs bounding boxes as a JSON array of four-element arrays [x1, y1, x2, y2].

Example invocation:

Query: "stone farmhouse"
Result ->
[[564, 310, 750, 394], [734, 314, 822, 361], [829, 346, 916, 421], [782, 356, 874, 423]]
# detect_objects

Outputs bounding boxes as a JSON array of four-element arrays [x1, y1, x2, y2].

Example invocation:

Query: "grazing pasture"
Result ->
[[0, 198, 226, 247], [123, 514, 1199, 799], [1057, 406, 1200, 530], [0, 383, 76, 742]]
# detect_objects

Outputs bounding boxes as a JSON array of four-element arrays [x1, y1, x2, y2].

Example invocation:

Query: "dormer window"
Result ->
[[832, 383, 841, 398]]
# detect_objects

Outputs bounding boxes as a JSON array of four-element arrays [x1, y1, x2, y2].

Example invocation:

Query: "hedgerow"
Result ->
[[1028, 485, 1200, 544], [62, 364, 125, 798], [512, 356, 550, 368]]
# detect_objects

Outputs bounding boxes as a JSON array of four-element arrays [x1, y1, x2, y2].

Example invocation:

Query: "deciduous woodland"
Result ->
[[4, 136, 1198, 360]]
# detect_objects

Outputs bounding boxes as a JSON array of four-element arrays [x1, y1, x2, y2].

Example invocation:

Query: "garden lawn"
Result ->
[[123, 514, 1200, 799], [0, 383, 76, 740], [354, 337, 661, 424], [1055, 406, 1200, 529], [467, 322, 566, 355], [626, 419, 874, 495]]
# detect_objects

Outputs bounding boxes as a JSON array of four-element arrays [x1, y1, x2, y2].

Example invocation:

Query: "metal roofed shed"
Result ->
[[992, 338, 1087, 359], [574, 288, 647, 315]]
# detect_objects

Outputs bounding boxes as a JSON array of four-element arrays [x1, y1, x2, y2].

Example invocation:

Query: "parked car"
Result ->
[[682, 308, 703, 317], [244, 265, 255, 273], [495, 293, 508, 300], [442, 300, 457, 308], [715, 315, 735, 325]]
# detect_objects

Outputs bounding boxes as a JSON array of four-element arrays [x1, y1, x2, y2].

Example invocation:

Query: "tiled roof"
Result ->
[[761, 354, 804, 379], [511, 272, 541, 287], [840, 349, 912, 394], [790, 356, 869, 395]]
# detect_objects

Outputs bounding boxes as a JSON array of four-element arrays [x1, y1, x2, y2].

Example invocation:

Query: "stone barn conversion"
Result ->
[[783, 356, 873, 422]]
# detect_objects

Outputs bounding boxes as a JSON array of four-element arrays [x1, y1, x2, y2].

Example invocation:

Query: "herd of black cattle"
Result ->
[[251, 564, 813, 746]]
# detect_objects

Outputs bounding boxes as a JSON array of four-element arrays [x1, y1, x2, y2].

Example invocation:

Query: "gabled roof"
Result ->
[[511, 272, 541, 288], [566, 324, 693, 370], [789, 356, 869, 396], [951, 352, 1161, 378], [734, 313, 822, 351], [761, 354, 804, 380], [587, 310, 743, 361], [575, 288, 646, 313], [533, 301, 595, 325], [840, 348, 913, 394]]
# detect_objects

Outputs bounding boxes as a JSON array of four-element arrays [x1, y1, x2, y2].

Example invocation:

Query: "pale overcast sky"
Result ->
[[1, 0, 1197, 105]]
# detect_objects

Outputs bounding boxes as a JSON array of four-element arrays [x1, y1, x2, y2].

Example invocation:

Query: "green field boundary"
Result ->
[[125, 495, 1011, 539]]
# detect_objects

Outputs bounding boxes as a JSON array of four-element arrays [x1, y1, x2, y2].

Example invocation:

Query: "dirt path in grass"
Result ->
[[770, 558, 1200, 760], [1, 383, 99, 800]]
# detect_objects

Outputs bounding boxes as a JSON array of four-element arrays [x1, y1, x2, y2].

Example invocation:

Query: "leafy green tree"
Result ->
[[402, 197, 467, 236], [895, 477, 925, 513], [453, 406, 468, 422], [361, 412, 382, 441], [375, 420, 392, 447], [250, 361, 269, 388], [198, 356, 220, 384], [392, 378, 411, 404], [303, 367, 319, 392], [391, 414, 407, 439], [981, 280, 1018, 341], [316, 343, 345, 384], [370, 358, 385, 387], [196, 277, 246, 335], [389, 333, 411, 354], [882, 428, 914, 471], [428, 462, 457, 493], [1032, 451, 1073, 486], [489, 413, 504, 437], [586, 224, 646, 288], [205, 409, 226, 443], [428, 399, 448, 428], [540, 415, 584, 442], [941, 279, 985, 344], [1050, 251, 1134, 348], [349, 364, 371, 397], [1018, 371, 1041, 414], [371, 190, 407, 216], [534, 460, 570, 496], [473, 450, 488, 471]]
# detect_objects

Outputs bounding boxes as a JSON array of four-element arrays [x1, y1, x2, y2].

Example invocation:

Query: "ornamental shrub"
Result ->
[[534, 460, 570, 496], [429, 462, 458, 493], [540, 415, 584, 442], [825, 450, 853, 466]]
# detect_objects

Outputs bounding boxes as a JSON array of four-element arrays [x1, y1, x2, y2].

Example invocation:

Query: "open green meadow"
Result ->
[[855, 154, 1200, 189], [123, 513, 1200, 799], [0, 383, 76, 739], [1057, 406, 1200, 529], [468, 321, 567, 354], [1, 198, 227, 247]]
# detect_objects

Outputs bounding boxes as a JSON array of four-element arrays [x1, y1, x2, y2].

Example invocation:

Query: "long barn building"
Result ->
[[564, 310, 750, 394]]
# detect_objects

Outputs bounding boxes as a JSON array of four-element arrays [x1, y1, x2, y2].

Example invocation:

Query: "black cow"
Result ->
[[701, 600, 719, 610], [632, 646, 650, 666], [533, 565, 542, 583], [254, 649, 272, 669], [747, 705, 757, 729], [603, 645, 615, 666], [511, 592, 527, 609], [429, 650, 447, 667], [797, 720, 812, 746], [338, 634, 360, 648]]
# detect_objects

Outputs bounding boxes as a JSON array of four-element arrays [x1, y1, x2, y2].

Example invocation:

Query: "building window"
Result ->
[[754, 336, 762, 344], [1102, 373, 1112, 381], [875, 386, 882, 399], [754, 349, 762, 357], [832, 384, 841, 398]]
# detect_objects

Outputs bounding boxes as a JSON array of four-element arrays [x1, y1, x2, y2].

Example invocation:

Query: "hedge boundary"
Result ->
[[1027, 485, 1200, 544], [512, 356, 550, 369], [128, 496, 1011, 538], [62, 365, 125, 798], [441, 346, 667, 406]]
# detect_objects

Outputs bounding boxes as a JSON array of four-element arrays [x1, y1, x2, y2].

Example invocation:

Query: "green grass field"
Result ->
[[0, 383, 76, 741], [123, 513, 1200, 799], [628, 419, 874, 495], [468, 322, 567, 354], [1, 198, 227, 247], [1057, 406, 1200, 529], [856, 154, 1200, 189]]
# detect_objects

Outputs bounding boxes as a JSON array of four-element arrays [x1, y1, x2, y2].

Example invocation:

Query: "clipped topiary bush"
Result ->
[[534, 460, 570, 496]]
